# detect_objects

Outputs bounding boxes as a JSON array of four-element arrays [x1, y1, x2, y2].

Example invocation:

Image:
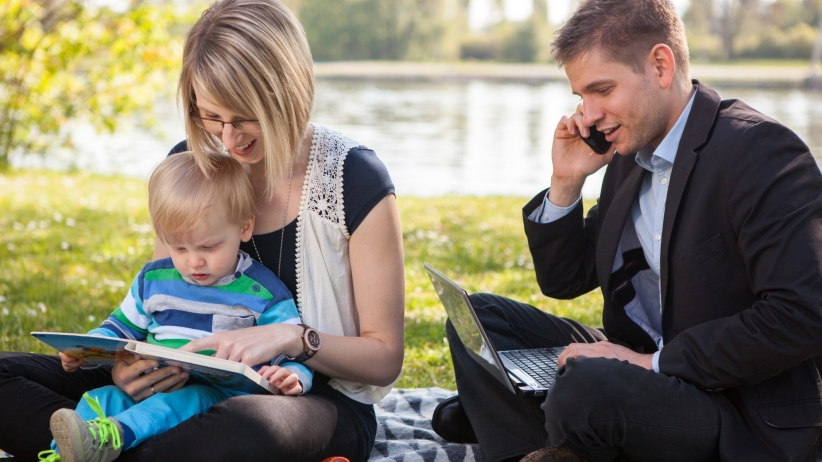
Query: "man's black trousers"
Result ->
[[447, 293, 722, 462]]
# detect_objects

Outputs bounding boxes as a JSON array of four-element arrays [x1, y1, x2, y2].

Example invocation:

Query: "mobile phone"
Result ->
[[581, 125, 612, 155]]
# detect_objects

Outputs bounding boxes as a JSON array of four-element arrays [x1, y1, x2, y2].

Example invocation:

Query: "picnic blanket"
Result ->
[[370, 387, 483, 462]]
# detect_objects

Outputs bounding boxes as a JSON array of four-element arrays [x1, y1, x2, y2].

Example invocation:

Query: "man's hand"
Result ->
[[558, 341, 654, 370], [549, 103, 615, 207], [59, 352, 86, 372], [259, 365, 303, 396]]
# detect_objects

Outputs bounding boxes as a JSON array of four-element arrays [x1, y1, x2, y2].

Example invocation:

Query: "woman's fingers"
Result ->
[[135, 368, 189, 400], [112, 357, 188, 400], [182, 325, 297, 367], [178, 335, 218, 353]]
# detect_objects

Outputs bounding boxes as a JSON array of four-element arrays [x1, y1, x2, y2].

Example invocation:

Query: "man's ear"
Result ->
[[647, 44, 676, 90], [240, 215, 255, 242]]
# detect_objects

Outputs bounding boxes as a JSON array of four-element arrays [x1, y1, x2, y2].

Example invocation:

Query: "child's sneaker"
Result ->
[[49, 394, 123, 462]]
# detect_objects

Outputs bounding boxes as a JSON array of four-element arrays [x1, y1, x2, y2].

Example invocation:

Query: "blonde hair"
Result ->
[[149, 151, 256, 243], [178, 0, 314, 201]]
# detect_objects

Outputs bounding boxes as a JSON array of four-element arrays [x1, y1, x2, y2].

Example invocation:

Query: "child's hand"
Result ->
[[259, 365, 303, 396], [59, 352, 87, 372]]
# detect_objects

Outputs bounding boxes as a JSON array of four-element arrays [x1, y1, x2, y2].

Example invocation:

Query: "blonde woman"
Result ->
[[0, 1, 404, 460]]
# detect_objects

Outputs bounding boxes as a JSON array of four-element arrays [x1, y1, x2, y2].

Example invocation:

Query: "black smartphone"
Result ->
[[581, 125, 612, 155]]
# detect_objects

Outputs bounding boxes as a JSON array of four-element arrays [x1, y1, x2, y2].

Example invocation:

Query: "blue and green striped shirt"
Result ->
[[89, 251, 312, 392]]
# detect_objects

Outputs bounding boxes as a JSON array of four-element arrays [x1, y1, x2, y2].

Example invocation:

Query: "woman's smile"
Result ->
[[232, 138, 257, 156]]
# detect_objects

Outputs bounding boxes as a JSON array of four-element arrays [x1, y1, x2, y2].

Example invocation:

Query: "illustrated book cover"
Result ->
[[31, 332, 274, 394]]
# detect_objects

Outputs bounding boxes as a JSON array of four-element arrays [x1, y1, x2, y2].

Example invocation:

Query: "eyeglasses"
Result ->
[[190, 116, 263, 134]]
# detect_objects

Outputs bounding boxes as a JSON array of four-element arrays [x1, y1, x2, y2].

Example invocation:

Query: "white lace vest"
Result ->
[[294, 124, 398, 404]]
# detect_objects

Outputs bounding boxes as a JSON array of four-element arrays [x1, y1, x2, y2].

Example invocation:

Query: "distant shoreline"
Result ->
[[313, 61, 819, 89]]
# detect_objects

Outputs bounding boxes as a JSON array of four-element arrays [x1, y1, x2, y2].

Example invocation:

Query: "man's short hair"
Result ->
[[552, 0, 689, 79], [148, 151, 255, 243]]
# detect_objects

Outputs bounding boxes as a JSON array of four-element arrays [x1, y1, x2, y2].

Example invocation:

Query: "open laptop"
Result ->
[[425, 262, 565, 397]]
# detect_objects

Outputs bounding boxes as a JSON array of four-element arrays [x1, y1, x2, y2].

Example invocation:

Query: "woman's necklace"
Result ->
[[250, 155, 297, 279]]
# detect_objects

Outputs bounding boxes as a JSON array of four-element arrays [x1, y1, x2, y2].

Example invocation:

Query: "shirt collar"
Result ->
[[636, 85, 698, 171]]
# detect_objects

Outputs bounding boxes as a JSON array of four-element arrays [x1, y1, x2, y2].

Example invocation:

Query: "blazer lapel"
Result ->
[[597, 161, 645, 295], [659, 81, 723, 312]]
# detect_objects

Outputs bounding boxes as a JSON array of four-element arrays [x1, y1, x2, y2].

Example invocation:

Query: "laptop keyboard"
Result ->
[[500, 349, 560, 389]]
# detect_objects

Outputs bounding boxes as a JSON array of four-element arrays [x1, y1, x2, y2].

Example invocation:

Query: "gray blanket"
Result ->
[[370, 388, 483, 462]]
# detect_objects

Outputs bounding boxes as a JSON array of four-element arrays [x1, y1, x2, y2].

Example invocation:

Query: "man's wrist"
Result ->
[[548, 175, 585, 207]]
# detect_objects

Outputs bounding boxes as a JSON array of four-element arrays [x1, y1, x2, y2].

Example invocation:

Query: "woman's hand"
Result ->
[[258, 365, 302, 396], [111, 353, 189, 401], [59, 352, 86, 372], [179, 324, 304, 367]]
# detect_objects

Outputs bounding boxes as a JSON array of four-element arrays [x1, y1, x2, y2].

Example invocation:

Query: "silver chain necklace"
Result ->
[[251, 155, 296, 279]]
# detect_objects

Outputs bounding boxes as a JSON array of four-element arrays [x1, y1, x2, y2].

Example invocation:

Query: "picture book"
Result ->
[[31, 332, 274, 394]]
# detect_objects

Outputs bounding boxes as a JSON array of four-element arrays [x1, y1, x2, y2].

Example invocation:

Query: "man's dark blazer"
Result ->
[[523, 82, 822, 461]]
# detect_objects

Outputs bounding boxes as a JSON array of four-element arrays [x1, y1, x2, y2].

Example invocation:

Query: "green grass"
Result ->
[[0, 171, 603, 390]]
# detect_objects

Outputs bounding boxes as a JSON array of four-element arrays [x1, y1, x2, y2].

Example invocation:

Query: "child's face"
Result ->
[[164, 212, 254, 286]]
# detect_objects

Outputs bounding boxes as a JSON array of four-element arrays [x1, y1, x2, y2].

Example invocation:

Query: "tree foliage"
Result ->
[[299, 0, 469, 61], [0, 0, 184, 169], [461, 0, 552, 62], [685, 0, 822, 60], [296, 0, 552, 62]]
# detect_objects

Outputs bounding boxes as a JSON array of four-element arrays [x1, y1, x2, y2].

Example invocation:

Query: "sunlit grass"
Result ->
[[0, 171, 603, 390]]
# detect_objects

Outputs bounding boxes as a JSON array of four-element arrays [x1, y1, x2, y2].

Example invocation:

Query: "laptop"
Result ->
[[425, 262, 565, 397]]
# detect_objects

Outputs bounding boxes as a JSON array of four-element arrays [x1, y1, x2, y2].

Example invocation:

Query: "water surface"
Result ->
[[15, 80, 822, 198]]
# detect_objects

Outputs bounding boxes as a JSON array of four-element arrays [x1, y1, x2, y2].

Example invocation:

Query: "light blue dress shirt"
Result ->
[[529, 87, 697, 372]]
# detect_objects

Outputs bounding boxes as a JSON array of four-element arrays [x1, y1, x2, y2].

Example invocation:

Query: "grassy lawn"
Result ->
[[0, 171, 603, 390]]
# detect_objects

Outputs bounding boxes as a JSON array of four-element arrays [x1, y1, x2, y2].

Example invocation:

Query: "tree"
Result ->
[[684, 0, 716, 61], [298, 0, 469, 61], [0, 0, 184, 169], [715, 0, 761, 60]]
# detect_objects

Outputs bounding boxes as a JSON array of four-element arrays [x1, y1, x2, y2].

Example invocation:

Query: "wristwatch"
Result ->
[[286, 323, 321, 362]]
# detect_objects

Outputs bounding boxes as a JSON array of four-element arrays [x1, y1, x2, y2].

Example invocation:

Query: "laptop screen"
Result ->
[[425, 263, 516, 394]]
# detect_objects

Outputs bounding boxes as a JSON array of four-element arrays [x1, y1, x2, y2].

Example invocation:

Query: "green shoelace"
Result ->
[[38, 450, 61, 461], [37, 392, 122, 461], [82, 392, 122, 451]]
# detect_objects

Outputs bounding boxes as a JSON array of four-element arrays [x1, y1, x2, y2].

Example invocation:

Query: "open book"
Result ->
[[31, 332, 274, 394]]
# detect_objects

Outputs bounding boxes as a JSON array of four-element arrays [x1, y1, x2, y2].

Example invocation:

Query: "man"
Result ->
[[432, 0, 822, 461]]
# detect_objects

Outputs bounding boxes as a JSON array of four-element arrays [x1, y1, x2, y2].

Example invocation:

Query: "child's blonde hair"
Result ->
[[148, 151, 255, 243]]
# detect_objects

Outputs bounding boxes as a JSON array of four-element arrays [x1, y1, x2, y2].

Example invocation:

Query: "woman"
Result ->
[[0, 1, 405, 460]]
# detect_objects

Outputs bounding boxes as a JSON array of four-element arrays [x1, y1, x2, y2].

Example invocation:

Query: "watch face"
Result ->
[[306, 329, 321, 350]]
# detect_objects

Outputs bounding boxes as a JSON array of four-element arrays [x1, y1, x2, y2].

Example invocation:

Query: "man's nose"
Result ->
[[582, 102, 605, 129]]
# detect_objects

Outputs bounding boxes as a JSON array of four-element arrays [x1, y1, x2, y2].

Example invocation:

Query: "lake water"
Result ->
[[15, 80, 822, 198]]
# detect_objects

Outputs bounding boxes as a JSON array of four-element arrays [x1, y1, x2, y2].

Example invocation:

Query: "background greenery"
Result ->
[[4, 1, 822, 170], [0, 171, 602, 389]]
